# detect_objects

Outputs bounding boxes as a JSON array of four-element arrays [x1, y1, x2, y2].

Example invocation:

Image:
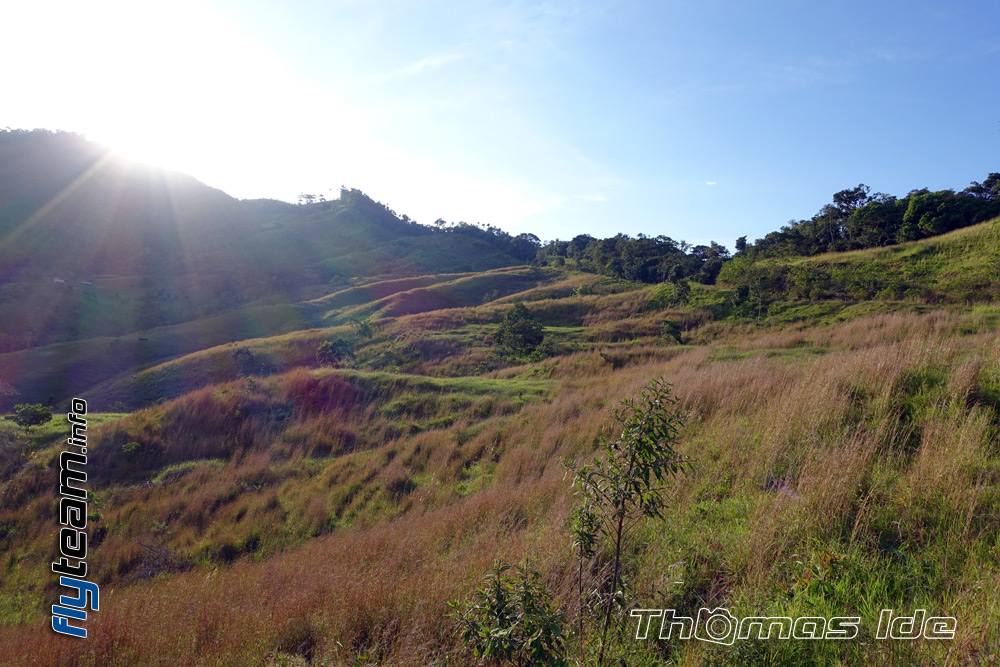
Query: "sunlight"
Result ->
[[2, 0, 551, 223], [2, 0, 338, 196]]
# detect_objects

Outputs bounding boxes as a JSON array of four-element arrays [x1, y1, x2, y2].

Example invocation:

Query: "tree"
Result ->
[[566, 378, 690, 666], [833, 184, 872, 219], [10, 403, 53, 432], [494, 303, 545, 358], [964, 173, 1000, 200], [448, 559, 567, 667], [511, 233, 542, 261], [316, 339, 354, 367], [349, 316, 374, 341]]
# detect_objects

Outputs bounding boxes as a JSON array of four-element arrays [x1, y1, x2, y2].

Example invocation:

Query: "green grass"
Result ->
[[333, 368, 554, 400], [719, 216, 1000, 307], [708, 347, 828, 362], [323, 266, 556, 324], [4, 212, 1000, 664], [1, 411, 127, 447]]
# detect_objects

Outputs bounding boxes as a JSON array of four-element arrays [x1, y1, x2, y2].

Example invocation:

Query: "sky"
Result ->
[[2, 0, 998, 250]]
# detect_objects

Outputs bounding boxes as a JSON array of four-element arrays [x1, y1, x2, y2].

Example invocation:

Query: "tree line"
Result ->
[[536, 234, 731, 285], [527, 172, 998, 289], [736, 173, 1000, 260]]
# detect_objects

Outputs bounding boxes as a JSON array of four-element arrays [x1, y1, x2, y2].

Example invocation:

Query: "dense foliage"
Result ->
[[740, 177, 1000, 259], [538, 234, 731, 285], [493, 303, 546, 359]]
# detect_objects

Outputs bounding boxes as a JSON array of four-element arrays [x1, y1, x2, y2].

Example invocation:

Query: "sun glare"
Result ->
[[3, 0, 549, 223], [2, 0, 308, 198]]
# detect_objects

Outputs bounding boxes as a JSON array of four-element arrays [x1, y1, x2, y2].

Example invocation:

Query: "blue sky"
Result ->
[[3, 0, 998, 250]]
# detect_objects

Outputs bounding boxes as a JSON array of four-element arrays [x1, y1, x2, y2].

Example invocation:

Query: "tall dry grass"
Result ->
[[2, 310, 999, 664]]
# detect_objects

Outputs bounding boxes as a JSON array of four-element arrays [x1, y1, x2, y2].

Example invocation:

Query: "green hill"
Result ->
[[716, 217, 1000, 322], [1, 132, 999, 665]]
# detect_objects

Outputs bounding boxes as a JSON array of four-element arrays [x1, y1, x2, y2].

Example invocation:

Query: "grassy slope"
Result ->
[[718, 216, 1000, 308], [1, 229, 1000, 665], [0, 266, 559, 412], [0, 303, 321, 412]]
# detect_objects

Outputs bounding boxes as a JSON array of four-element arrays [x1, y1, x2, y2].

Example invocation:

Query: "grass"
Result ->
[[719, 216, 1000, 306], [2, 227, 1000, 664]]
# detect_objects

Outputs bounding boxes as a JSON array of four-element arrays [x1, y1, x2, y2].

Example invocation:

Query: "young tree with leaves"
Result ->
[[10, 403, 53, 432], [566, 378, 690, 666], [494, 303, 545, 359]]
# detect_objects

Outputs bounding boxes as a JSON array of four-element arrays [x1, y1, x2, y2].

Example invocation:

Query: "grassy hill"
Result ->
[[0, 131, 527, 357], [718, 216, 1000, 306], [1, 134, 999, 665], [2, 240, 999, 665]]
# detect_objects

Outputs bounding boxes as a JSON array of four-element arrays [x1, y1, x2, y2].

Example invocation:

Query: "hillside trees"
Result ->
[[742, 174, 1000, 258], [538, 233, 730, 285], [964, 173, 1000, 200]]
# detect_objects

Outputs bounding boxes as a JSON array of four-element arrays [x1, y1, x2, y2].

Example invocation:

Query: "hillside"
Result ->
[[1, 135, 999, 665], [719, 216, 1000, 303], [2, 251, 1000, 665], [0, 131, 528, 356]]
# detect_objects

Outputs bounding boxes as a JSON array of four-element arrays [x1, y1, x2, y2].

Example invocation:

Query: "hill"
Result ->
[[1, 133, 999, 665], [0, 130, 529, 355], [2, 264, 998, 664], [716, 217, 1000, 321]]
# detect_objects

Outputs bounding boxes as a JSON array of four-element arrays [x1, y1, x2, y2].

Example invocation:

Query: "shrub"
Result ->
[[316, 339, 354, 367], [448, 559, 567, 667], [566, 377, 690, 666], [231, 347, 258, 377]]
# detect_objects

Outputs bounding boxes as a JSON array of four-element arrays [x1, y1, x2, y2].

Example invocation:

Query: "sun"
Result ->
[[1, 0, 304, 199]]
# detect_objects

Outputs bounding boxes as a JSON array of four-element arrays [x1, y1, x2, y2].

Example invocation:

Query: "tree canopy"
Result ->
[[10, 403, 52, 431]]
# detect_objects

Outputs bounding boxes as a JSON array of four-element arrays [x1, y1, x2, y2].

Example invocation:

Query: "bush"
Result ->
[[316, 339, 354, 367], [448, 559, 567, 666], [231, 347, 259, 377]]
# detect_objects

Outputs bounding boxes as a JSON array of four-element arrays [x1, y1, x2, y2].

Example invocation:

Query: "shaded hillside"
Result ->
[[0, 266, 562, 412], [0, 130, 525, 352]]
